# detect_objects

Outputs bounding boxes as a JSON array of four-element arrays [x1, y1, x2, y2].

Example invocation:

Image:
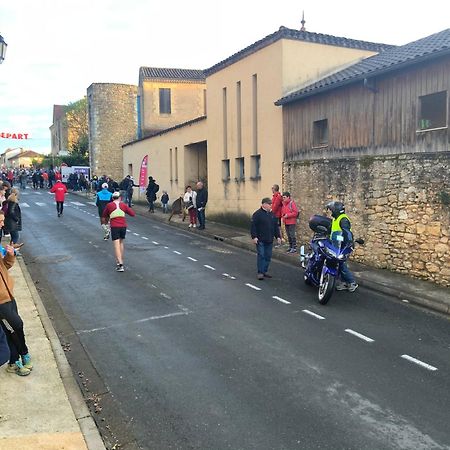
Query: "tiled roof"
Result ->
[[205, 26, 394, 76], [276, 28, 450, 105], [9, 150, 43, 160], [122, 116, 206, 148], [139, 67, 205, 82]]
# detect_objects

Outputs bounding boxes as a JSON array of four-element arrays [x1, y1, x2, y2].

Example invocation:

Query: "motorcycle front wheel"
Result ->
[[318, 270, 336, 305]]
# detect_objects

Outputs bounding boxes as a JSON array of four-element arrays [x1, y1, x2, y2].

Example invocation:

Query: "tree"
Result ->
[[64, 98, 89, 164]]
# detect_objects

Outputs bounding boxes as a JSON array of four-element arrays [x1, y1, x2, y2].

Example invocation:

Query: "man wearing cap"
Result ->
[[96, 183, 113, 240], [251, 197, 282, 280], [102, 192, 135, 272]]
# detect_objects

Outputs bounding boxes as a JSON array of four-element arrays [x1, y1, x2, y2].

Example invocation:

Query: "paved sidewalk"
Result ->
[[121, 197, 449, 316], [0, 258, 105, 450]]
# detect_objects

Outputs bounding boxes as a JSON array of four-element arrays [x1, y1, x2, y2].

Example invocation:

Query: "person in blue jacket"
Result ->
[[96, 183, 113, 240]]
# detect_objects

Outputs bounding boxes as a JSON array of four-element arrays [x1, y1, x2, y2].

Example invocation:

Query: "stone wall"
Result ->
[[283, 152, 450, 286], [88, 83, 137, 182]]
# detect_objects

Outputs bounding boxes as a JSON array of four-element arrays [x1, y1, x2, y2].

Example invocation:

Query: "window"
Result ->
[[223, 87, 228, 157], [235, 157, 245, 180], [236, 81, 242, 156], [252, 74, 258, 154], [222, 159, 230, 181], [174, 147, 178, 181], [250, 155, 261, 179], [313, 119, 328, 147], [419, 91, 447, 130], [159, 88, 171, 114], [169, 148, 173, 181], [128, 164, 133, 176]]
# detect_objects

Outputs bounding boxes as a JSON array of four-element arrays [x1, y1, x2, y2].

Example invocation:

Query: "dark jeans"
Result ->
[[197, 208, 206, 228], [148, 199, 155, 212], [340, 261, 355, 284], [9, 230, 19, 244], [0, 300, 29, 363], [256, 241, 273, 274], [56, 201, 64, 214], [285, 224, 297, 249]]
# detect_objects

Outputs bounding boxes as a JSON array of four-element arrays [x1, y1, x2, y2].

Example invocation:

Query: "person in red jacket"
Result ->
[[102, 191, 135, 272], [271, 184, 283, 226], [50, 180, 68, 217], [281, 191, 299, 253]]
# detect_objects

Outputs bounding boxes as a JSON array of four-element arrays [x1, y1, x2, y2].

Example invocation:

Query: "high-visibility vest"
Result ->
[[331, 213, 351, 240]]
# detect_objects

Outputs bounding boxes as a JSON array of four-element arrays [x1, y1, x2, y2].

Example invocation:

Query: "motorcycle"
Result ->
[[300, 215, 364, 305]]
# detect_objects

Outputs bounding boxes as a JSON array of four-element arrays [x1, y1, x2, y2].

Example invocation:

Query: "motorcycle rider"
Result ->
[[326, 201, 358, 292]]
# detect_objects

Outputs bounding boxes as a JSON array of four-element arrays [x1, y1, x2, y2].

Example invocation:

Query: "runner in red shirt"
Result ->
[[102, 191, 135, 272], [49, 180, 68, 217]]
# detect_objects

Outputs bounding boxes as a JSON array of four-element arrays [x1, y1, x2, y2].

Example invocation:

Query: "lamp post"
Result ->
[[0, 34, 7, 64]]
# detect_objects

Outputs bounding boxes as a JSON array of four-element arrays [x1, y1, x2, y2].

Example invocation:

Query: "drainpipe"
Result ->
[[137, 95, 142, 139]]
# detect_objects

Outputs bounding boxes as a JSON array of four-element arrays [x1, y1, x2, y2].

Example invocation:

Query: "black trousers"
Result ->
[[0, 299, 29, 363], [56, 201, 64, 214]]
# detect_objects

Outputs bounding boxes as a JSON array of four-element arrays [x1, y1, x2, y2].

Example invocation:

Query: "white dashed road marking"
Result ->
[[133, 233, 140, 236], [204, 265, 216, 271], [401, 354, 438, 371], [302, 310, 326, 320], [35, 202, 46, 206], [21, 203, 30, 208], [142, 237, 149, 240], [173, 250, 182, 255], [187, 257, 197, 261], [272, 296, 291, 305], [164, 246, 169, 249], [245, 283, 261, 291], [152, 241, 159, 245], [70, 201, 86, 206], [345, 329, 375, 343]]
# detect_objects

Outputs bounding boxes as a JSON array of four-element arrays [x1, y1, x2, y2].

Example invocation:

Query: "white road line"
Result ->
[[142, 237, 149, 240], [35, 202, 46, 206], [152, 241, 159, 245], [173, 250, 182, 255], [204, 265, 216, 271], [401, 354, 438, 371], [245, 283, 261, 291], [345, 329, 374, 343], [21, 203, 30, 208], [272, 295, 291, 305], [222, 273, 230, 277], [302, 309, 326, 320], [127, 229, 131, 232], [187, 257, 197, 261], [87, 202, 97, 206], [230, 276, 236, 280], [164, 246, 169, 249], [70, 201, 86, 206], [160, 292, 171, 299], [34, 191, 42, 195], [133, 233, 140, 236]]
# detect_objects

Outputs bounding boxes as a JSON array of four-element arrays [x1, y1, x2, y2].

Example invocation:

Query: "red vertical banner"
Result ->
[[139, 155, 148, 193]]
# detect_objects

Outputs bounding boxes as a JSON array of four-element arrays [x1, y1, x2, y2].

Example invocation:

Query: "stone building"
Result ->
[[87, 83, 138, 182], [276, 29, 450, 286], [49, 104, 68, 156]]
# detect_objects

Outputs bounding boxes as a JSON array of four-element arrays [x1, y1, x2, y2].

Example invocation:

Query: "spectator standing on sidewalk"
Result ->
[[146, 176, 159, 213], [0, 326, 8, 367], [102, 191, 135, 272], [96, 183, 113, 240], [0, 212, 33, 376], [161, 191, 169, 214], [271, 184, 283, 227], [4, 192, 23, 251], [183, 186, 197, 227], [251, 197, 282, 280], [281, 192, 299, 253], [196, 181, 208, 230], [50, 179, 68, 217]]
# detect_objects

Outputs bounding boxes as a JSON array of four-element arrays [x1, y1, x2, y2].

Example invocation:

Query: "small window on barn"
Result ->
[[235, 157, 245, 181], [313, 119, 328, 147], [419, 91, 447, 130], [222, 159, 230, 181], [250, 155, 261, 180], [159, 88, 171, 114]]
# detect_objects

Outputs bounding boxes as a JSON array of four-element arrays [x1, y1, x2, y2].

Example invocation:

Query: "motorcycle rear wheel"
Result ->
[[318, 271, 336, 305]]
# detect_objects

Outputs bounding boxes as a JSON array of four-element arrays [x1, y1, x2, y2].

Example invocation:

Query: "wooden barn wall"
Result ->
[[284, 56, 450, 160]]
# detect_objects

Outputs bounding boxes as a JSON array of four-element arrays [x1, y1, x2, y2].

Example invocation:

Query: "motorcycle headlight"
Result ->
[[337, 253, 345, 260], [324, 247, 338, 258]]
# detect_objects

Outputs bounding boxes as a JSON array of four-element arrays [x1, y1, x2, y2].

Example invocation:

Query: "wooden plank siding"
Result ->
[[283, 55, 450, 160]]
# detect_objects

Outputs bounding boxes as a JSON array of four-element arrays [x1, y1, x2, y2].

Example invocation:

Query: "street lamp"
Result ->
[[0, 34, 7, 64]]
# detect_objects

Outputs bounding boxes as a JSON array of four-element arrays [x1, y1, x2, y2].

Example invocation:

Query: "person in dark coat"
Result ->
[[251, 197, 281, 280], [0, 326, 9, 367], [4, 192, 23, 249], [145, 176, 159, 213], [195, 181, 208, 229]]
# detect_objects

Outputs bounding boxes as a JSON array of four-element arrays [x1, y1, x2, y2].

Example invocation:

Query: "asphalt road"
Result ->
[[19, 189, 450, 450]]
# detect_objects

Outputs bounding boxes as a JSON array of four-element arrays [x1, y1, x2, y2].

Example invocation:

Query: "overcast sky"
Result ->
[[1, 0, 449, 156]]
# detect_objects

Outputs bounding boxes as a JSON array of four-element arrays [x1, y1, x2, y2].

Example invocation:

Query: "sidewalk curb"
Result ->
[[18, 258, 107, 450]]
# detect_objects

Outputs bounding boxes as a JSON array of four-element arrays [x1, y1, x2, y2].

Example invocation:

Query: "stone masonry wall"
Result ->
[[283, 152, 450, 286], [88, 83, 137, 182]]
